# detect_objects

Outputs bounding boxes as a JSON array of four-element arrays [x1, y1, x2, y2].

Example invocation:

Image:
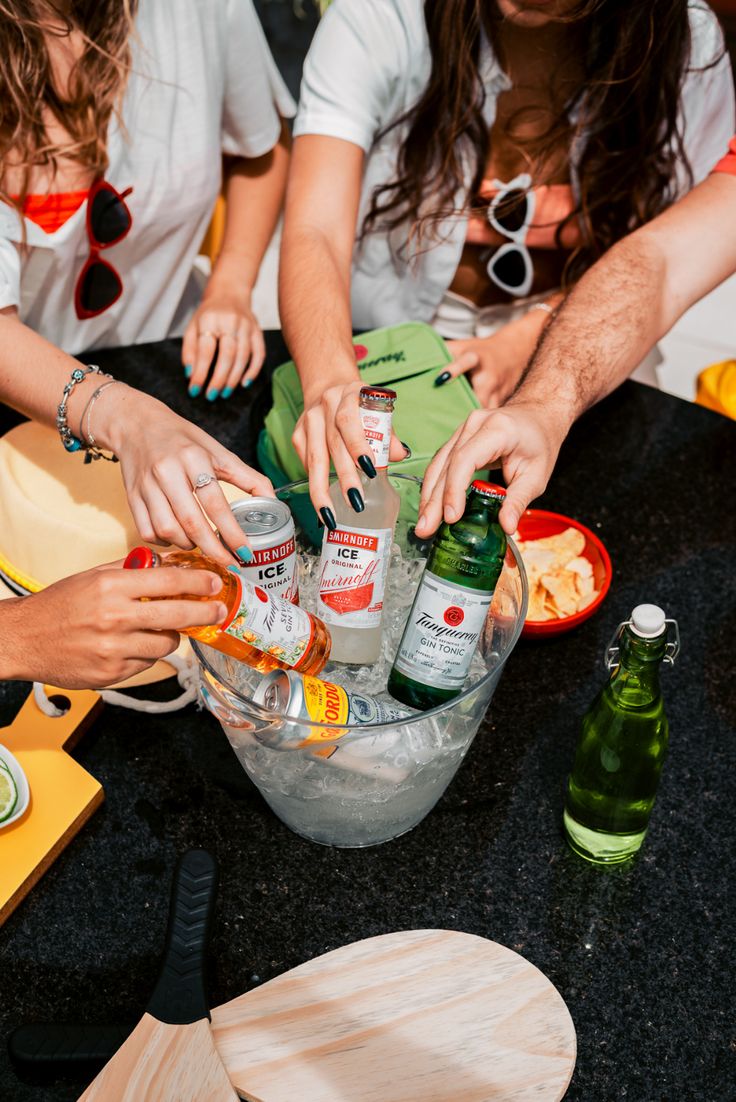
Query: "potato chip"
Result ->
[[516, 526, 600, 620]]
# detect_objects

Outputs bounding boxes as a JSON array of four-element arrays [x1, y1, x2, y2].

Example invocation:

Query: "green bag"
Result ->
[[258, 321, 482, 488]]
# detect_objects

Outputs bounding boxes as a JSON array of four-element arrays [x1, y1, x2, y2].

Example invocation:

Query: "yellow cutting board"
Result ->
[[0, 687, 103, 925]]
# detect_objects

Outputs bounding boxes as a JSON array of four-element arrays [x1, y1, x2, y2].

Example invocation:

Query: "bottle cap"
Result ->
[[630, 604, 666, 638], [470, 480, 506, 498], [124, 546, 157, 570], [359, 386, 397, 402]]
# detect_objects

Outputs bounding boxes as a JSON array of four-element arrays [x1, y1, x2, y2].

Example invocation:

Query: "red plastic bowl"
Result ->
[[514, 509, 612, 637]]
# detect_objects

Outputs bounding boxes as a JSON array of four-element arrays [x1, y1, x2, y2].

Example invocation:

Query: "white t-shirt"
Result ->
[[294, 0, 736, 330], [0, 0, 295, 354]]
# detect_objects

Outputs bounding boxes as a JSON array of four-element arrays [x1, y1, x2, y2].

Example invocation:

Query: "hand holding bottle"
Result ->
[[292, 380, 408, 524], [0, 563, 226, 689]]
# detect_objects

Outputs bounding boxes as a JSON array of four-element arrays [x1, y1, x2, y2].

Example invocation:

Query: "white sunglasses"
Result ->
[[483, 172, 535, 298]]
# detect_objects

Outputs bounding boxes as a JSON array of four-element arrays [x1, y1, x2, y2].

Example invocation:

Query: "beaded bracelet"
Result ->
[[56, 364, 118, 462]]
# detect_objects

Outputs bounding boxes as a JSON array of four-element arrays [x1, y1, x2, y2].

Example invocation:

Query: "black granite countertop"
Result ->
[[1, 340, 734, 1101]]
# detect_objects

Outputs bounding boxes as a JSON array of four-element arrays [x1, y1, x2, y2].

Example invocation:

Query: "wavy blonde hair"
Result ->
[[0, 0, 138, 211]]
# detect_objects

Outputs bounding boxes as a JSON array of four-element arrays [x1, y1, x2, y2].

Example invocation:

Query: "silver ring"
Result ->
[[194, 472, 214, 490]]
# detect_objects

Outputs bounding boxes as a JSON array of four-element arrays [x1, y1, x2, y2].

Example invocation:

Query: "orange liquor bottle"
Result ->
[[124, 546, 330, 675]]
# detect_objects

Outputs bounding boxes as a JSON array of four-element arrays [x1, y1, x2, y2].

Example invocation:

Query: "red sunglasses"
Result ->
[[74, 178, 133, 320]]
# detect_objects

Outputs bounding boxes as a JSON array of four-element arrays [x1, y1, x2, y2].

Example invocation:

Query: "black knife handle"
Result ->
[[146, 848, 219, 1026]]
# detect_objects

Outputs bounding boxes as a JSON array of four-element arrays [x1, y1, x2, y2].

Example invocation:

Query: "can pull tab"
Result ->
[[604, 618, 680, 670]]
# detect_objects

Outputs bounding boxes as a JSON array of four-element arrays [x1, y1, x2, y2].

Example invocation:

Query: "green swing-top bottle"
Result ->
[[387, 481, 507, 710], [564, 603, 677, 865]]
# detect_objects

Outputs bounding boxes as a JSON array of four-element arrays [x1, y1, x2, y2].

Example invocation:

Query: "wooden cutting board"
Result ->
[[211, 929, 577, 1102], [0, 687, 103, 925], [78, 850, 238, 1102], [10, 930, 577, 1099]]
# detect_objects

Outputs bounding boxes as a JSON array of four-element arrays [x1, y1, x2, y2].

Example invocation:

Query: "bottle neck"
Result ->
[[360, 401, 393, 472], [609, 628, 666, 707]]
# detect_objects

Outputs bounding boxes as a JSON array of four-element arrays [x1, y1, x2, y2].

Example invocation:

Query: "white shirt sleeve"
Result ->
[[222, 0, 296, 159], [679, 6, 736, 186], [0, 236, 20, 311], [294, 0, 412, 152]]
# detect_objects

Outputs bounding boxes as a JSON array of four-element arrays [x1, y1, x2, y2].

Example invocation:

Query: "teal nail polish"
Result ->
[[237, 545, 253, 563], [184, 364, 193, 378], [206, 388, 219, 402], [221, 386, 233, 399], [243, 378, 253, 389], [188, 384, 201, 398]]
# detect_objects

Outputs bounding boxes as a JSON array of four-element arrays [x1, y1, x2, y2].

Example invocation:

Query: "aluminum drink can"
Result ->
[[252, 669, 411, 762], [221, 497, 299, 602]]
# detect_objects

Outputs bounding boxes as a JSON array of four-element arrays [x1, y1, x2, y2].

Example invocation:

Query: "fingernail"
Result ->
[[319, 506, 337, 531], [237, 545, 253, 563], [347, 488, 364, 513], [206, 388, 219, 402], [416, 513, 426, 530], [401, 441, 412, 459], [184, 364, 193, 378], [209, 574, 222, 594], [446, 507, 459, 522], [221, 386, 233, 399], [215, 602, 228, 622], [358, 454, 377, 479], [434, 371, 452, 387], [188, 384, 201, 398], [242, 378, 253, 389]]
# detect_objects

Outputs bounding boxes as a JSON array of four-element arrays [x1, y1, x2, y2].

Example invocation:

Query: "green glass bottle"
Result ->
[[387, 481, 507, 710], [564, 604, 679, 865]]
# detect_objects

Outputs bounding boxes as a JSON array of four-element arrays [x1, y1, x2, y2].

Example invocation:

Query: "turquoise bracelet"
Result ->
[[56, 364, 102, 453]]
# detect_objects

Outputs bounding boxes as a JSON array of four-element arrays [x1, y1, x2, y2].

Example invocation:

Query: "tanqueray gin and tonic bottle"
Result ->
[[564, 604, 679, 865], [316, 386, 400, 665], [388, 481, 507, 710]]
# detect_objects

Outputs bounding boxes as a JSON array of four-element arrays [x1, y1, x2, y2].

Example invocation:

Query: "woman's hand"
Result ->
[[95, 386, 273, 564], [415, 401, 568, 538], [436, 328, 532, 408], [292, 380, 408, 526], [181, 288, 265, 401], [0, 564, 228, 689]]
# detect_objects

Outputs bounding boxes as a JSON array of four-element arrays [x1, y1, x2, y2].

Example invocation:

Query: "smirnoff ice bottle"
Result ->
[[316, 386, 400, 664], [388, 482, 507, 710]]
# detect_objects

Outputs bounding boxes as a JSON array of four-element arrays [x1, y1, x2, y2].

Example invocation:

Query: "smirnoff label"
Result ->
[[393, 572, 493, 690], [238, 535, 299, 602], [361, 407, 392, 469], [223, 572, 314, 668], [317, 526, 392, 629]]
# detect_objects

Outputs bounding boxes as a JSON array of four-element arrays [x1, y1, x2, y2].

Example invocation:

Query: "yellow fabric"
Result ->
[[695, 360, 736, 419], [200, 195, 226, 262]]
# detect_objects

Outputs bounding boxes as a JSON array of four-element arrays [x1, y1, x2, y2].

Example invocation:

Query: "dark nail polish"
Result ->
[[319, 506, 337, 531], [358, 454, 377, 479], [434, 371, 452, 387], [347, 488, 364, 513], [401, 441, 412, 459]]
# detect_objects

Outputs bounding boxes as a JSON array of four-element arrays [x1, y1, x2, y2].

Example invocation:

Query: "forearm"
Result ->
[[510, 234, 667, 428], [279, 222, 359, 404], [0, 312, 96, 440], [0, 598, 33, 682], [206, 122, 291, 300], [512, 172, 736, 427]]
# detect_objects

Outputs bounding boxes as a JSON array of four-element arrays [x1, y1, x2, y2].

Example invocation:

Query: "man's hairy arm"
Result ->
[[513, 172, 736, 426]]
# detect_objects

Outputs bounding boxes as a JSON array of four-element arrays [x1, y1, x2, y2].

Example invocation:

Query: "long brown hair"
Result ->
[[362, 0, 722, 282], [0, 0, 137, 210]]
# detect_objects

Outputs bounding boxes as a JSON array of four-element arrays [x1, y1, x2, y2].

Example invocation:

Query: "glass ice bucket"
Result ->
[[195, 476, 528, 847]]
